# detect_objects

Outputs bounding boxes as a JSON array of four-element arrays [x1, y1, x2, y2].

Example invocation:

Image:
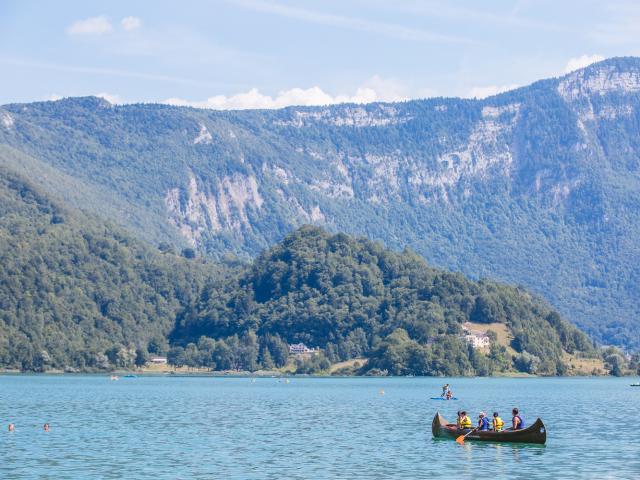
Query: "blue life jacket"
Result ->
[[479, 416, 490, 431], [514, 415, 525, 429]]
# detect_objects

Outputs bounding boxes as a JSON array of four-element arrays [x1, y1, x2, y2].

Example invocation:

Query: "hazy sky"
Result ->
[[1, 0, 639, 108]]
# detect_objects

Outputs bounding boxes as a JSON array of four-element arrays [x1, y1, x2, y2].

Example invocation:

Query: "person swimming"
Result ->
[[8, 423, 14, 432], [43, 423, 50, 432]]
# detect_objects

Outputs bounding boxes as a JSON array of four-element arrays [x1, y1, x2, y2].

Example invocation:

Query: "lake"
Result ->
[[0, 376, 638, 479]]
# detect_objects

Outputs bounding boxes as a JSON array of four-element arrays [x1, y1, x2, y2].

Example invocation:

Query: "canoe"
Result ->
[[431, 413, 546, 444], [631, 384, 640, 387], [430, 397, 459, 401]]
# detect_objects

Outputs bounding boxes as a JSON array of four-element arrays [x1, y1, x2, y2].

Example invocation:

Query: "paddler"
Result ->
[[477, 412, 490, 431], [512, 408, 525, 430], [459, 410, 472, 430], [441, 383, 450, 397], [492, 412, 504, 431]]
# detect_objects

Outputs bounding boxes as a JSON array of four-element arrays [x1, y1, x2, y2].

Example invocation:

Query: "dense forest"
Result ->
[[0, 167, 214, 370], [0, 166, 609, 375], [169, 226, 600, 376], [2, 58, 640, 350]]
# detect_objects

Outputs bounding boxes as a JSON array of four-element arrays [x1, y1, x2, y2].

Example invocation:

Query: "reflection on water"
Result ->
[[476, 441, 547, 465], [0, 376, 638, 479], [432, 437, 547, 474]]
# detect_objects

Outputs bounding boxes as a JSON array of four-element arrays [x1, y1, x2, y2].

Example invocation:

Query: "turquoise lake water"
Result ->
[[0, 375, 638, 479]]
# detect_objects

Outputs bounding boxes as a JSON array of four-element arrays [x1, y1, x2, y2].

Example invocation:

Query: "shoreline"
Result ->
[[0, 370, 629, 378]]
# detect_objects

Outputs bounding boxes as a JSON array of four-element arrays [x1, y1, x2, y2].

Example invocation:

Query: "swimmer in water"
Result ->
[[44, 423, 50, 432], [8, 423, 15, 432]]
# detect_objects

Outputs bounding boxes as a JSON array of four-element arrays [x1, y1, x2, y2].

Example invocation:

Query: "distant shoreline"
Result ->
[[0, 369, 625, 378]]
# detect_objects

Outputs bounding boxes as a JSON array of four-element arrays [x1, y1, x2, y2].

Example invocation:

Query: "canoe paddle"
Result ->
[[455, 428, 478, 445]]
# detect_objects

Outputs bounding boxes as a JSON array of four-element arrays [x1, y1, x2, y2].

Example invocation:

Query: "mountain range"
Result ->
[[1, 57, 640, 350]]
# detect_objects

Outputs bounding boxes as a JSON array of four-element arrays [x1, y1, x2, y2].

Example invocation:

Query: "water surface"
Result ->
[[1, 376, 638, 479]]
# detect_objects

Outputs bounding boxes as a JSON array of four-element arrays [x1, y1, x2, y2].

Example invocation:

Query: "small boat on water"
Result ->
[[631, 383, 640, 387], [431, 413, 546, 444], [123, 374, 137, 378]]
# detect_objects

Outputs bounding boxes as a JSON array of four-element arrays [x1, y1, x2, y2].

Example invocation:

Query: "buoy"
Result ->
[[379, 389, 385, 395]]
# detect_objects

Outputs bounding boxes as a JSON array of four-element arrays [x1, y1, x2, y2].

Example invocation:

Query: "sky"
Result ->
[[1, 0, 640, 108]]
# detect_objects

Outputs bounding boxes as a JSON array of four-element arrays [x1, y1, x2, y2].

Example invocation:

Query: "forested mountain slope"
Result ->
[[0, 167, 214, 370], [1, 57, 640, 348]]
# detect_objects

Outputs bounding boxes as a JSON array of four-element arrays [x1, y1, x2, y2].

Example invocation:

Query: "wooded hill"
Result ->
[[0, 168, 603, 375], [0, 167, 214, 370], [171, 226, 599, 376]]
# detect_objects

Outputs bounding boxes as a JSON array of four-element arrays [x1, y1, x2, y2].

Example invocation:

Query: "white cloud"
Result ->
[[563, 54, 605, 73], [121, 16, 142, 31], [466, 84, 519, 99], [95, 92, 123, 104], [164, 76, 416, 110], [67, 16, 113, 35]]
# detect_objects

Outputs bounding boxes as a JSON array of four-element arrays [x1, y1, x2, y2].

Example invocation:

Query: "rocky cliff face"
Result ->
[[165, 173, 263, 246], [2, 57, 640, 348]]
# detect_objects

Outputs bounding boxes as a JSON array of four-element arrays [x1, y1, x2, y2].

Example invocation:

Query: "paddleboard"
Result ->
[[430, 397, 458, 400]]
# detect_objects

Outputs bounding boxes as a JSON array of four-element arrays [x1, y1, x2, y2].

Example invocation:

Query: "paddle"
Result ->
[[455, 427, 478, 445]]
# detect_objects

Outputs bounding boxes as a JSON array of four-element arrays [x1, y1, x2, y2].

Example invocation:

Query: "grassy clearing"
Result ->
[[563, 353, 607, 375], [329, 358, 368, 374]]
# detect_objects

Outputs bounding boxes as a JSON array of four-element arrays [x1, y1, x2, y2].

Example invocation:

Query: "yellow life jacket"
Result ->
[[493, 417, 504, 431], [460, 415, 472, 429]]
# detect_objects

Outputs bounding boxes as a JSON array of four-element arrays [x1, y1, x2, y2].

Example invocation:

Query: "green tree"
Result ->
[[167, 346, 186, 368], [260, 346, 275, 370], [135, 348, 148, 368]]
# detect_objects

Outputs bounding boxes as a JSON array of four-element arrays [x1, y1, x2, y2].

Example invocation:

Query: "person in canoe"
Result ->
[[441, 384, 450, 398], [477, 412, 490, 431], [492, 412, 504, 431], [458, 411, 472, 430], [512, 408, 525, 430]]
